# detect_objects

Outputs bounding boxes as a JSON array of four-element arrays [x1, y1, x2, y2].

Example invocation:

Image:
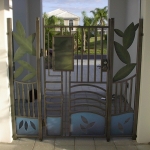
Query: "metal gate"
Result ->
[[8, 18, 143, 141]]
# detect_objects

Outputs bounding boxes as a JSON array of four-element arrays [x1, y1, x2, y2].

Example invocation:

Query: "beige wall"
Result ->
[[137, 0, 150, 143], [0, 0, 13, 143]]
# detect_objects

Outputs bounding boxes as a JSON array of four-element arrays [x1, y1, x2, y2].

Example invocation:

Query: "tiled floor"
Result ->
[[0, 138, 150, 150]]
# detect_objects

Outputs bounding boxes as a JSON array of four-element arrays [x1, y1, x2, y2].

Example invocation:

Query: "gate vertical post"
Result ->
[[36, 18, 42, 140], [132, 19, 143, 140], [106, 18, 114, 142], [7, 18, 17, 140]]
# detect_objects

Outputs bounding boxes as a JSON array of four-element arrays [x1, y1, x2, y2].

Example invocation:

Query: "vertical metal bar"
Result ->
[[101, 28, 104, 82], [94, 28, 97, 82], [43, 18, 47, 136], [17, 82, 20, 116], [7, 18, 17, 140], [27, 84, 30, 117], [129, 78, 133, 111], [68, 71, 71, 135], [76, 30, 79, 82], [87, 28, 90, 82], [124, 81, 128, 112], [48, 32, 50, 74], [81, 27, 84, 82], [114, 83, 117, 114], [61, 71, 63, 135], [120, 83, 123, 113], [133, 19, 143, 140], [106, 18, 114, 142], [22, 84, 26, 116], [36, 18, 42, 140]]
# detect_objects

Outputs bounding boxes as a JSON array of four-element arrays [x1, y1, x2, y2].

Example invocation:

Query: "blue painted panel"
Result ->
[[46, 117, 61, 135], [71, 112, 105, 135], [111, 113, 134, 135], [16, 117, 38, 135]]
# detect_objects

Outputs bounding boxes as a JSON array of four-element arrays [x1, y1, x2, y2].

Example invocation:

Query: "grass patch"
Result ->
[[74, 37, 107, 55]]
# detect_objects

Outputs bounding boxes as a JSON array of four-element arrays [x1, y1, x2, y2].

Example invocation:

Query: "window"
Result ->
[[69, 20, 73, 30]]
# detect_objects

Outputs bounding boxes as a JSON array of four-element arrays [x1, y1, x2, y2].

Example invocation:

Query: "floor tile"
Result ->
[[55, 138, 74, 146], [0, 144, 18, 150], [75, 138, 95, 146], [18, 138, 36, 144], [116, 146, 138, 150], [75, 145, 95, 150], [96, 145, 117, 150], [33, 142, 54, 150], [55, 145, 75, 150], [36, 138, 55, 145], [113, 138, 135, 146], [16, 144, 35, 150], [136, 145, 150, 150], [94, 138, 115, 146]]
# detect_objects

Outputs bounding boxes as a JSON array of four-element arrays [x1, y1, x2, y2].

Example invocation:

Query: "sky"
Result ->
[[42, 0, 108, 25]]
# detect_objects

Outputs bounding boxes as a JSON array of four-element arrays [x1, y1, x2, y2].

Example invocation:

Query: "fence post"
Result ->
[[36, 18, 42, 140], [106, 18, 114, 142], [132, 19, 143, 140], [7, 18, 17, 140]]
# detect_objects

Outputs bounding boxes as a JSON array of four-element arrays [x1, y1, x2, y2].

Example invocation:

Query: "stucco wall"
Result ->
[[0, 0, 13, 143], [137, 0, 150, 143]]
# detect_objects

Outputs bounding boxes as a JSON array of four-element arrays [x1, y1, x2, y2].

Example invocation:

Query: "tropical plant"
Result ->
[[13, 21, 36, 82], [43, 13, 64, 48], [81, 11, 94, 51], [90, 6, 108, 26], [113, 22, 139, 82]]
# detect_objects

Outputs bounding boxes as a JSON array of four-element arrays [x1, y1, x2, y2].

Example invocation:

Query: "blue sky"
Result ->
[[42, 0, 108, 25]]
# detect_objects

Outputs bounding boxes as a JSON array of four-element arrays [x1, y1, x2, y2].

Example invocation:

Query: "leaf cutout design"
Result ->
[[24, 121, 28, 131], [113, 63, 136, 82], [86, 122, 95, 129], [118, 123, 124, 133], [14, 66, 24, 78], [19, 120, 23, 129], [124, 118, 130, 124], [14, 47, 26, 62], [30, 121, 36, 130], [114, 42, 131, 64], [81, 116, 88, 124], [123, 22, 135, 49], [114, 29, 124, 37], [13, 32, 36, 55], [18, 60, 36, 74], [80, 124, 86, 130], [135, 23, 139, 31], [80, 124, 87, 134], [16, 21, 25, 37], [27, 33, 36, 43], [22, 73, 36, 82]]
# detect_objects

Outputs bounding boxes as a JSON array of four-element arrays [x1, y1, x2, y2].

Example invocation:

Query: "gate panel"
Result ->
[[8, 18, 42, 140], [43, 20, 113, 137], [110, 19, 143, 139]]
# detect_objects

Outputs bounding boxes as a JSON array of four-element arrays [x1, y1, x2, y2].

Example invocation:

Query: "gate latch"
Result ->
[[102, 59, 108, 72]]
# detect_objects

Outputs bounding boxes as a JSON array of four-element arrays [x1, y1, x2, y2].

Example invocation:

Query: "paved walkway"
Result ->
[[0, 138, 150, 150]]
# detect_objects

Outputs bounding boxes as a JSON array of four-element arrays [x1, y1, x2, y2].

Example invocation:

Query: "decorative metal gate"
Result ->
[[7, 18, 143, 141]]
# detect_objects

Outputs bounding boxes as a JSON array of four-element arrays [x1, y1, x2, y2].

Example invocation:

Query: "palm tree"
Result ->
[[90, 6, 108, 26], [81, 11, 94, 51], [43, 13, 64, 48]]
